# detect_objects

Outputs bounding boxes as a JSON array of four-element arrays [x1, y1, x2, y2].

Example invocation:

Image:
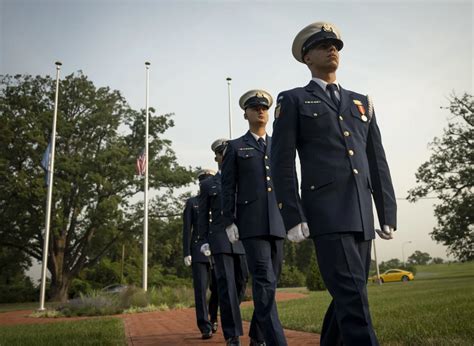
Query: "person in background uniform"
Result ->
[[221, 90, 287, 346], [198, 139, 249, 346], [271, 21, 397, 346], [182, 168, 219, 339]]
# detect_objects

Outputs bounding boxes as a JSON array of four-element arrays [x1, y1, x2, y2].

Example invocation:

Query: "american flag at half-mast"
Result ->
[[41, 141, 52, 186], [136, 148, 146, 176]]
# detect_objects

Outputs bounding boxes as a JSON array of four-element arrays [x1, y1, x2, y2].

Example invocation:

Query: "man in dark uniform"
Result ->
[[198, 139, 249, 346], [221, 90, 287, 346], [182, 168, 219, 339], [271, 22, 397, 346]]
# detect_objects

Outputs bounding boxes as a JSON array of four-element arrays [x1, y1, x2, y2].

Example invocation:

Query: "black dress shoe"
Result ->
[[201, 331, 213, 340], [211, 321, 218, 333], [226, 336, 241, 346], [249, 339, 266, 346]]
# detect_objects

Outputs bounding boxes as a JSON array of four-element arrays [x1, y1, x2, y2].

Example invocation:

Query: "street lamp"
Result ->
[[402, 241, 412, 266]]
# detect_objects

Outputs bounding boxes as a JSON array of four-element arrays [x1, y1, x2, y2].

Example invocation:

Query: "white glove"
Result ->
[[376, 225, 394, 240], [184, 256, 192, 267], [287, 222, 310, 243], [226, 223, 240, 244], [200, 243, 211, 256]]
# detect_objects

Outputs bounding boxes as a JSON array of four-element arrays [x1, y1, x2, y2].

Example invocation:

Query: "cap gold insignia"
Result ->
[[255, 92, 264, 98], [322, 24, 333, 32], [278, 203, 283, 210]]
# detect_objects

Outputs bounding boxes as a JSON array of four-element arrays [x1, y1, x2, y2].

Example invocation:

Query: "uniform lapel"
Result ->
[[305, 80, 338, 112], [266, 135, 271, 156], [338, 86, 352, 115], [244, 131, 264, 153]]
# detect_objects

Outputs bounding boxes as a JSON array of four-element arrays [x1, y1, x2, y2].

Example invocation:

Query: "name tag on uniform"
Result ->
[[238, 147, 255, 151], [304, 100, 321, 104]]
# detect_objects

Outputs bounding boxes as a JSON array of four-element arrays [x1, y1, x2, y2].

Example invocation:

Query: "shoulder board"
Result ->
[[367, 95, 374, 121]]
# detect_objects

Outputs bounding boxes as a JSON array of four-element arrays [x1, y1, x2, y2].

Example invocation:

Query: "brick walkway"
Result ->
[[122, 292, 320, 346], [0, 292, 320, 345]]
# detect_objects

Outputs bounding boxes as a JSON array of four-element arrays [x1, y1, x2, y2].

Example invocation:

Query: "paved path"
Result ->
[[122, 292, 319, 346], [0, 292, 320, 345]]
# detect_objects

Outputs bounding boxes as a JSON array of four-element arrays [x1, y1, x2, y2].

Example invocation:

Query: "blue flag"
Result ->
[[41, 142, 51, 186]]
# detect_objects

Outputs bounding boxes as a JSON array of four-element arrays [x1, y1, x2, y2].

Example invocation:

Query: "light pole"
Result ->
[[402, 241, 412, 266], [226, 77, 233, 139], [143, 61, 150, 291]]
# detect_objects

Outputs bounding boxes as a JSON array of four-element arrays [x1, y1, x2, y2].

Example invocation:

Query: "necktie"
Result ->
[[257, 137, 266, 152], [326, 83, 340, 108]]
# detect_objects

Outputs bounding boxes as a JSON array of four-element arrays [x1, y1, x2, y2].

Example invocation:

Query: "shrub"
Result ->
[[279, 264, 306, 287], [119, 286, 148, 308], [69, 278, 93, 298], [306, 252, 326, 291], [49, 284, 194, 317], [147, 286, 194, 308], [0, 275, 37, 303], [30, 310, 64, 318], [58, 290, 122, 316]]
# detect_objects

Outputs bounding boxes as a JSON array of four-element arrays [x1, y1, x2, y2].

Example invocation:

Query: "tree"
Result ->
[[379, 258, 402, 271], [0, 247, 36, 303], [306, 251, 325, 291], [431, 257, 444, 264], [407, 250, 432, 265], [407, 93, 473, 262], [0, 73, 194, 301]]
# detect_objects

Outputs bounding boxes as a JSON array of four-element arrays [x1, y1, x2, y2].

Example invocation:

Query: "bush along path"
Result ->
[[123, 291, 319, 346]]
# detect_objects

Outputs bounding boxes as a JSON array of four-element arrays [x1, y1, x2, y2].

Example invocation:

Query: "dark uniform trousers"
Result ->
[[241, 236, 285, 345], [199, 173, 249, 340], [222, 133, 288, 346], [271, 81, 397, 346], [313, 233, 377, 346], [213, 252, 248, 339], [183, 196, 219, 334], [191, 261, 219, 334]]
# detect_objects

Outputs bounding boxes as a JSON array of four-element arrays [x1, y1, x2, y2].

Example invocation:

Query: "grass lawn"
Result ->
[[242, 262, 474, 345], [0, 318, 126, 346], [0, 302, 58, 313]]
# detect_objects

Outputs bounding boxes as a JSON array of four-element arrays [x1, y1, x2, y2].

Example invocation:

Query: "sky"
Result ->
[[1, 0, 472, 278]]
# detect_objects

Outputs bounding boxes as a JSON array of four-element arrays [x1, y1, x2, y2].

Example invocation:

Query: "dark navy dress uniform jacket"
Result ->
[[182, 196, 211, 263], [271, 81, 397, 239], [198, 174, 246, 255], [221, 132, 286, 239]]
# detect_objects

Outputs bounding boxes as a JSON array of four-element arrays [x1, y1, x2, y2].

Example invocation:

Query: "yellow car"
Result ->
[[371, 269, 415, 283]]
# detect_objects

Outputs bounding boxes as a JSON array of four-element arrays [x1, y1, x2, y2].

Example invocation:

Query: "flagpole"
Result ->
[[226, 77, 233, 139], [143, 61, 150, 291], [39, 61, 62, 311], [373, 238, 382, 285]]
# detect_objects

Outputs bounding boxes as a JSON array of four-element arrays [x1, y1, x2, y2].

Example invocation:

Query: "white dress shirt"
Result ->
[[250, 131, 267, 145], [312, 77, 341, 101]]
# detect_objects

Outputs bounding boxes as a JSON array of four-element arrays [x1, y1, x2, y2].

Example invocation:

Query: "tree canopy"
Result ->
[[407, 250, 432, 265], [0, 72, 194, 301], [407, 93, 473, 262]]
